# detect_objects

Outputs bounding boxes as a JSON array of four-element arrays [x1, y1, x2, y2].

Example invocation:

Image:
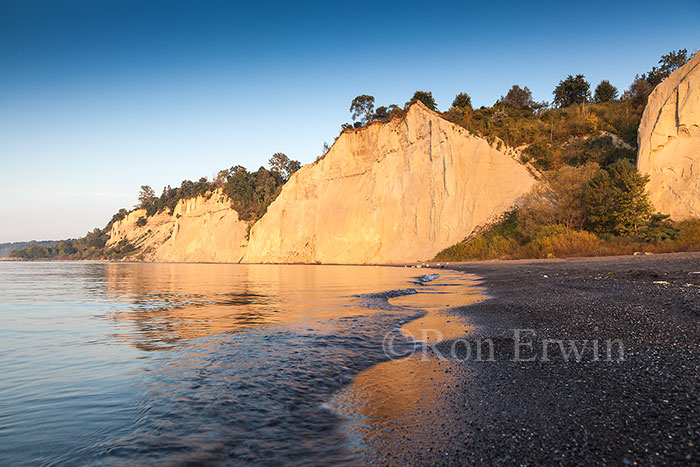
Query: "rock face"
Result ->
[[244, 102, 536, 264], [107, 190, 249, 262], [638, 51, 700, 219]]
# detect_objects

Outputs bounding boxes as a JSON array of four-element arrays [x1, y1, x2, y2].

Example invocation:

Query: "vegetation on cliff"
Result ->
[[433, 48, 696, 261], [10, 48, 696, 263], [10, 222, 136, 261], [133, 153, 299, 223], [11, 153, 300, 260], [434, 160, 700, 261]]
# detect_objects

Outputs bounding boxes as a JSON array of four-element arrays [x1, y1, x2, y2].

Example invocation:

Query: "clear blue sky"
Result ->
[[1, 0, 698, 243]]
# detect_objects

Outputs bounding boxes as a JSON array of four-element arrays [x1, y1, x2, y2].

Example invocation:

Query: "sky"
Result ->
[[1, 0, 699, 243]]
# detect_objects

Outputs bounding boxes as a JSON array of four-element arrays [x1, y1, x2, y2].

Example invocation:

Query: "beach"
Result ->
[[356, 252, 700, 464]]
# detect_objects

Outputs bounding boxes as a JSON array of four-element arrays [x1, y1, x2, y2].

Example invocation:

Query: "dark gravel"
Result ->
[[374, 252, 700, 465]]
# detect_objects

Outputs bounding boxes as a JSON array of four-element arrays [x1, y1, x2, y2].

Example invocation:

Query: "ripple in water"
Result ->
[[0, 262, 481, 465]]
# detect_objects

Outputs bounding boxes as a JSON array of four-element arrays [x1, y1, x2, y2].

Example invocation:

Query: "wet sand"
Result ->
[[355, 252, 700, 464]]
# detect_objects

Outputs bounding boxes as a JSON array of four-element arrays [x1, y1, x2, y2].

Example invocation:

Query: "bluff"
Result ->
[[107, 190, 249, 262], [244, 102, 536, 263], [637, 51, 700, 219]]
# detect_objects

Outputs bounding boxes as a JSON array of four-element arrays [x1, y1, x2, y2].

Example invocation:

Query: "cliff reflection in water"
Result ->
[[0, 262, 483, 465], [103, 263, 417, 351]]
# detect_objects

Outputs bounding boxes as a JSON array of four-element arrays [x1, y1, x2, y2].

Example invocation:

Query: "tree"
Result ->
[[638, 214, 680, 242], [521, 163, 600, 230], [57, 240, 77, 256], [408, 91, 437, 111], [553, 74, 591, 108], [643, 49, 688, 88], [622, 76, 652, 108], [373, 106, 389, 122], [452, 92, 472, 109], [593, 80, 618, 102], [223, 166, 285, 222], [268, 152, 301, 181], [350, 95, 375, 125], [583, 160, 652, 236], [500, 85, 535, 111], [321, 142, 331, 156], [137, 185, 157, 209]]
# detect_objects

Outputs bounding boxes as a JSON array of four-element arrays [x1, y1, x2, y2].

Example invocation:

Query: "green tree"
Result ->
[[583, 160, 652, 236], [84, 228, 107, 248], [268, 152, 301, 181], [521, 163, 600, 230], [553, 74, 591, 108], [452, 92, 472, 109], [57, 240, 77, 256], [350, 95, 375, 125], [622, 76, 652, 108], [593, 80, 618, 102], [373, 106, 394, 122], [500, 85, 535, 111], [638, 214, 680, 242], [137, 185, 157, 209], [408, 91, 437, 111], [222, 166, 285, 222], [643, 49, 688, 87]]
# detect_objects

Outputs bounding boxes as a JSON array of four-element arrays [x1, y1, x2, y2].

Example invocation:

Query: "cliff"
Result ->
[[637, 51, 700, 219], [244, 102, 536, 263], [107, 190, 249, 262], [107, 103, 536, 264]]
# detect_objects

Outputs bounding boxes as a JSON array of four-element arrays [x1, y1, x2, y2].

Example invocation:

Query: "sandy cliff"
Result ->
[[107, 190, 249, 262], [637, 51, 700, 219], [244, 102, 536, 263]]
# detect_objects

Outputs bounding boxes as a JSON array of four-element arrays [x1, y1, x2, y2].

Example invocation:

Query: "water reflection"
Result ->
[[331, 276, 485, 463], [102, 263, 428, 350], [0, 263, 483, 465]]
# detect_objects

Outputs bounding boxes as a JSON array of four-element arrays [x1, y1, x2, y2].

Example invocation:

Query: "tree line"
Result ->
[[11, 153, 302, 259], [345, 49, 688, 131], [343, 49, 688, 172], [132, 152, 301, 228]]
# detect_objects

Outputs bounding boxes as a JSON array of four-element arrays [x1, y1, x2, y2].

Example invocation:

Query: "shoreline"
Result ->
[[4, 249, 700, 266], [4, 253, 698, 462], [357, 250, 700, 464]]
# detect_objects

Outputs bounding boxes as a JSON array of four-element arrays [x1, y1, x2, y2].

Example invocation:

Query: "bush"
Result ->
[[524, 225, 600, 258], [583, 160, 652, 236], [637, 214, 680, 243]]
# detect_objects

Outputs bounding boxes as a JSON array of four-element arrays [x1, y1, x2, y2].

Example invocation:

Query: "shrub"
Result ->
[[583, 160, 652, 236], [524, 225, 601, 258], [637, 214, 680, 243]]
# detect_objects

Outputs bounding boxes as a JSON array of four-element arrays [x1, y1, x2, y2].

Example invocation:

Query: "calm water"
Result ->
[[0, 262, 480, 465]]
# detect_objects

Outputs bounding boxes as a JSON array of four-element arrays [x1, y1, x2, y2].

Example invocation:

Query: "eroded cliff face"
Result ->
[[107, 190, 249, 262], [638, 51, 700, 219], [244, 102, 537, 264]]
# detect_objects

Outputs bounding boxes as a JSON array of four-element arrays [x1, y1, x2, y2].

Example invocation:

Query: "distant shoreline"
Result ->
[[3, 250, 699, 266]]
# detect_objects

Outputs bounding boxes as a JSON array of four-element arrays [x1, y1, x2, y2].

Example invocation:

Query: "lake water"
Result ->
[[0, 262, 481, 465]]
